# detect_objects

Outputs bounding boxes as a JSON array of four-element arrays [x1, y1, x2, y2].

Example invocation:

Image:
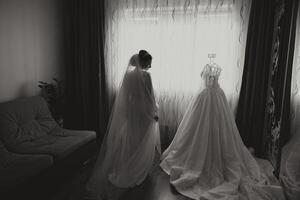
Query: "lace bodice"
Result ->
[[201, 64, 221, 88]]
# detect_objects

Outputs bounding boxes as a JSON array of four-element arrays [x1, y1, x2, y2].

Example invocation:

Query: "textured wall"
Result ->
[[0, 0, 64, 102]]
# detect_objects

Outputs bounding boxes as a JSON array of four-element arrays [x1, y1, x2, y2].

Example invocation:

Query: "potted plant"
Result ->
[[38, 78, 65, 126]]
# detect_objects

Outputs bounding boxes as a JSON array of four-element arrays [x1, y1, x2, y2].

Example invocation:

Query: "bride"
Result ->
[[160, 62, 284, 200], [86, 50, 160, 200]]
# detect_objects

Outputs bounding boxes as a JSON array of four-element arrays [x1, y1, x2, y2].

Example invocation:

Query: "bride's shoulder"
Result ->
[[142, 70, 151, 78]]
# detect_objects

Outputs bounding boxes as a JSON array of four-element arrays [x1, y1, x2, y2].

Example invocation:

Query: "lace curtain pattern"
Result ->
[[103, 0, 252, 141], [265, 0, 299, 172], [265, 2, 285, 168]]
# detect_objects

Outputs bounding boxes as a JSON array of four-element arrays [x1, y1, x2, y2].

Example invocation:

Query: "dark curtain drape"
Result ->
[[237, 0, 299, 173], [276, 0, 299, 155], [236, 0, 276, 157], [265, 0, 299, 175], [63, 0, 108, 139]]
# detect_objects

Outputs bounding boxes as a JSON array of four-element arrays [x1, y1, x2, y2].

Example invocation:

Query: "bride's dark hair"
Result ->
[[138, 50, 152, 64]]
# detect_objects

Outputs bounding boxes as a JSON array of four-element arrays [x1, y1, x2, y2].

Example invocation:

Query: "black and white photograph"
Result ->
[[0, 0, 300, 200]]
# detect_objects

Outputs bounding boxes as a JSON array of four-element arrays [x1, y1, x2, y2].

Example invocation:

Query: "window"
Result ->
[[105, 0, 251, 127]]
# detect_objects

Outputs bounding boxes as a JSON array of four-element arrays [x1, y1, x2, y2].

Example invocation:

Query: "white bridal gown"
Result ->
[[160, 64, 284, 200], [85, 56, 160, 200], [280, 133, 300, 200]]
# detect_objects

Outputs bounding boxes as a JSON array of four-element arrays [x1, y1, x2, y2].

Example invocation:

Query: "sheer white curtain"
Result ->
[[104, 0, 251, 135], [291, 4, 300, 138]]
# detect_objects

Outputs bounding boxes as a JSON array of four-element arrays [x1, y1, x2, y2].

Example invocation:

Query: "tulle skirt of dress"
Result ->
[[85, 121, 160, 200], [280, 133, 300, 200], [160, 86, 284, 200]]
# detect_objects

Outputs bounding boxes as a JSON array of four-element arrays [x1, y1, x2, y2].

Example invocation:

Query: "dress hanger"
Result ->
[[207, 53, 221, 73]]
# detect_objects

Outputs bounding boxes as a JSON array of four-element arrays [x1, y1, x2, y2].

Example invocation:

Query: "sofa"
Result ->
[[0, 96, 97, 193]]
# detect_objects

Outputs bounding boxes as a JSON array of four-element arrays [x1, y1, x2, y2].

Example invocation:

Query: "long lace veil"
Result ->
[[86, 54, 160, 199]]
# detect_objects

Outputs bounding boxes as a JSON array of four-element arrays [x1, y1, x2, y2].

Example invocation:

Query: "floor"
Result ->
[[49, 162, 189, 200], [121, 167, 190, 200], [47, 150, 188, 200], [47, 157, 281, 200], [2, 123, 285, 200]]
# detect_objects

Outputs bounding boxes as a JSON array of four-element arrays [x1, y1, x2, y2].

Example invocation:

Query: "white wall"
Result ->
[[0, 0, 64, 102]]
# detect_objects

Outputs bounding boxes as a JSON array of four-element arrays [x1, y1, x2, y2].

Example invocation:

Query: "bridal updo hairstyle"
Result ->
[[138, 50, 152, 69]]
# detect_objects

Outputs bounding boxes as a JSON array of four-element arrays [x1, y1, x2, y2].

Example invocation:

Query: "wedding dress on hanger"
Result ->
[[160, 62, 284, 200]]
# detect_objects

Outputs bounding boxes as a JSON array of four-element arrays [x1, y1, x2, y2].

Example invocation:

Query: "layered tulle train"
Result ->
[[160, 84, 284, 200]]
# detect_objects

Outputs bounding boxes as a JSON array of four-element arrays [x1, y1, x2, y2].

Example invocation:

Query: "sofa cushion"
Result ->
[[0, 96, 58, 148], [10, 129, 96, 161], [0, 142, 53, 187]]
